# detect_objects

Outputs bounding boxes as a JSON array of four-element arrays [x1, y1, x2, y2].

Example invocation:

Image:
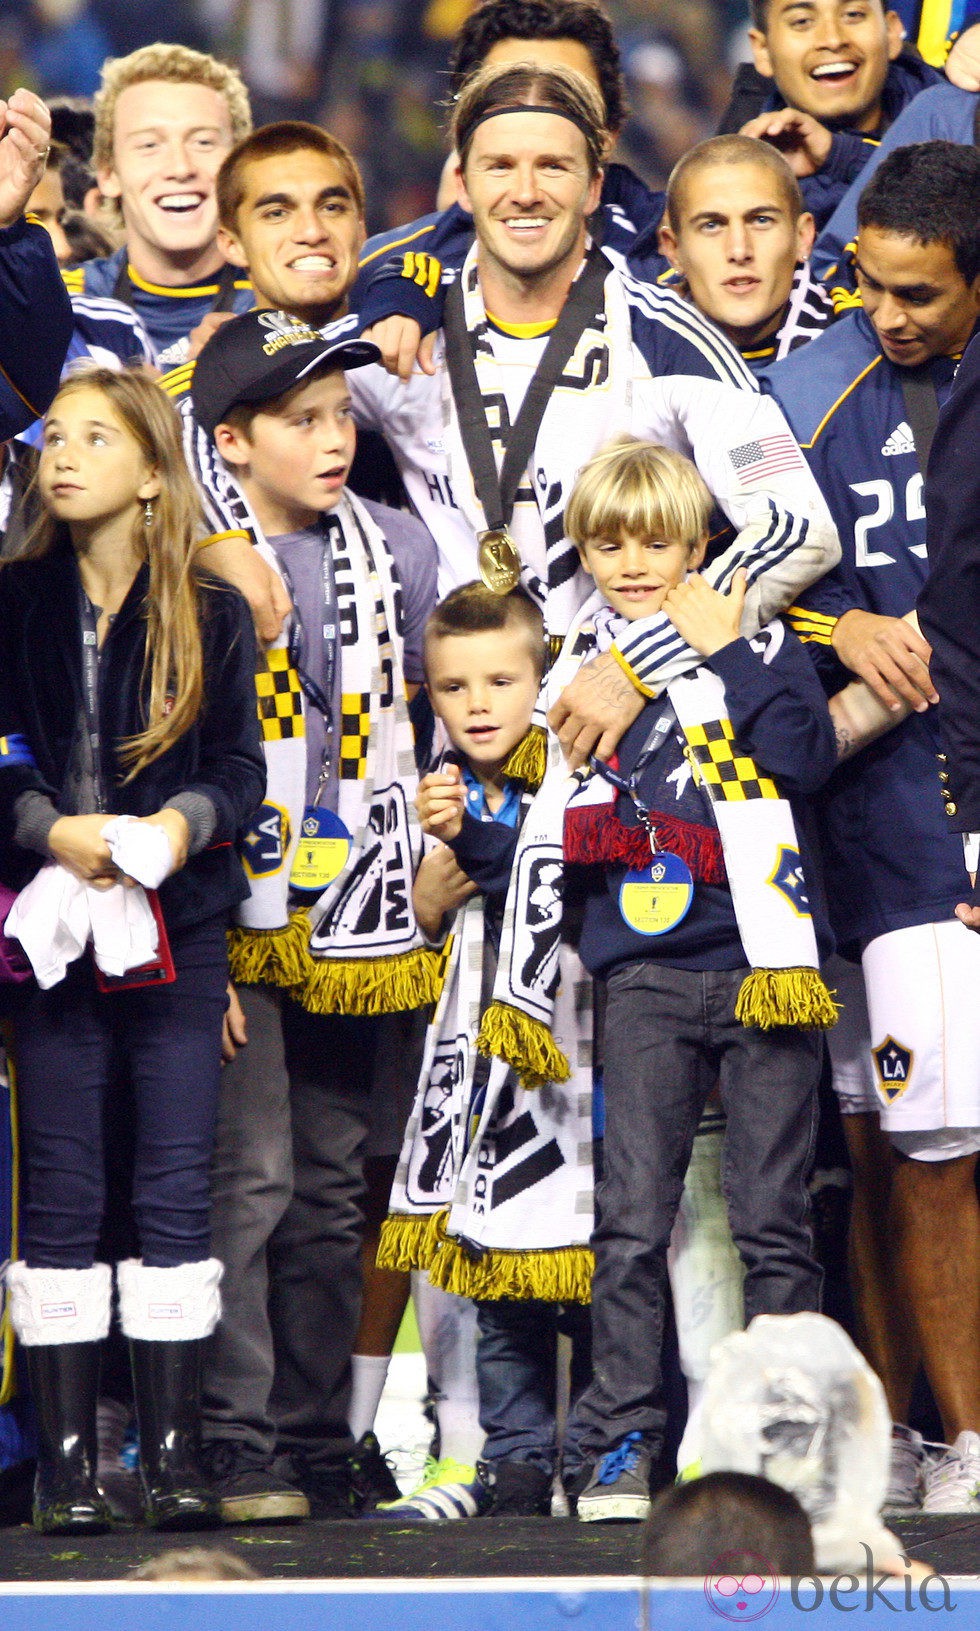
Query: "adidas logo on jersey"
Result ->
[[881, 421, 915, 457]]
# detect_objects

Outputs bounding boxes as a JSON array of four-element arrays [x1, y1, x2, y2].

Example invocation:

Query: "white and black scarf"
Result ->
[[228, 491, 437, 1015]]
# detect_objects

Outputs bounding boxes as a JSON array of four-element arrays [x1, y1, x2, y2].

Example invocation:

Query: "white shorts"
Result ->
[[825, 926, 980, 1159]]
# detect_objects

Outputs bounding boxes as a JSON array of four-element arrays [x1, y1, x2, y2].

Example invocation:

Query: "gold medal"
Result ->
[[477, 529, 522, 595]]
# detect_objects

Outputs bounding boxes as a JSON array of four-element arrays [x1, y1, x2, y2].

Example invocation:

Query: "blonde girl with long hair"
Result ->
[[0, 367, 265, 1534]]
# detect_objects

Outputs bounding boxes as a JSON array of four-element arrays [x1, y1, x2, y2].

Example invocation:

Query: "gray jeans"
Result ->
[[202, 989, 378, 1467], [572, 960, 823, 1460]]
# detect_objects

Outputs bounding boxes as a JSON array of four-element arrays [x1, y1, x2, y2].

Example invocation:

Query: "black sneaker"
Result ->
[[488, 1459, 553, 1516], [204, 1441, 310, 1524], [348, 1431, 401, 1511], [274, 1452, 358, 1519]]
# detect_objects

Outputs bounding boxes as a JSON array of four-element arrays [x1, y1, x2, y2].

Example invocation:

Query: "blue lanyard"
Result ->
[[283, 519, 339, 805], [589, 705, 678, 853]]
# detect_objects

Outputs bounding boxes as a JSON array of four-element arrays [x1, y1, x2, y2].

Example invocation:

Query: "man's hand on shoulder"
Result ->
[[831, 608, 937, 713], [197, 534, 292, 646], [739, 107, 833, 176], [188, 310, 237, 361], [547, 650, 645, 769]]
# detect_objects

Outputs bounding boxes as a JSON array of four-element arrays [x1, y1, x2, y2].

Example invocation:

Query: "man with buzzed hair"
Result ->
[[659, 134, 835, 374], [65, 42, 255, 363], [723, 0, 939, 228]]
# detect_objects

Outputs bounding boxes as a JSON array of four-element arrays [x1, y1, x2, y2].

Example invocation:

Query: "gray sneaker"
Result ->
[[882, 1423, 925, 1514], [577, 1433, 653, 1523]]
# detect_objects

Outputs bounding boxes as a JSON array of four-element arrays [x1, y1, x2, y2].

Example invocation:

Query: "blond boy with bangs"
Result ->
[[561, 437, 838, 1521]]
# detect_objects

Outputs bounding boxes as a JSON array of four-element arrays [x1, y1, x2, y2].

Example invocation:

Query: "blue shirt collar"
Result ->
[[460, 762, 521, 827]]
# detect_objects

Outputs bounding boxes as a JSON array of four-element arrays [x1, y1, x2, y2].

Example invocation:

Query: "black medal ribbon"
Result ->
[[442, 245, 611, 544]]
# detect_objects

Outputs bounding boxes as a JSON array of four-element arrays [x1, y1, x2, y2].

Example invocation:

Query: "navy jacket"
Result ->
[[918, 334, 980, 844], [574, 628, 836, 979], [0, 218, 73, 438], [0, 545, 265, 933]]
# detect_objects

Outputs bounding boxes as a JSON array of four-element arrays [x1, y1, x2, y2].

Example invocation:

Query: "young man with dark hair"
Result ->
[[722, 0, 939, 228], [767, 141, 980, 1514], [659, 134, 835, 373]]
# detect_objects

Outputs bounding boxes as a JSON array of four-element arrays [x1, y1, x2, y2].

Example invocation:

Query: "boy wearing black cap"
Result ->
[[189, 308, 438, 1522]]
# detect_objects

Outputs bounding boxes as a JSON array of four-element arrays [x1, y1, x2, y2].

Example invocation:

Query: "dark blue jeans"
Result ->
[[14, 918, 229, 1269], [572, 960, 822, 1460], [476, 1298, 592, 1478]]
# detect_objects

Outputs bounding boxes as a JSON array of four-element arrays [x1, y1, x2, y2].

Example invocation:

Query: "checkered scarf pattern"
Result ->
[[232, 491, 427, 1004]]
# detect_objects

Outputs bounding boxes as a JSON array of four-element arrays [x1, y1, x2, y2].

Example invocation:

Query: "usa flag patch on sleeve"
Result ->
[[729, 434, 803, 486]]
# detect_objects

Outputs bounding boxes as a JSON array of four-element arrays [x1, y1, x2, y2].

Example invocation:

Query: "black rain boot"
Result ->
[[128, 1339, 221, 1530], [26, 1344, 113, 1534]]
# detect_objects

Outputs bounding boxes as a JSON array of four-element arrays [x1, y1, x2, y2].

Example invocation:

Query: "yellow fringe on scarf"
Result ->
[[230, 911, 442, 1015], [735, 967, 839, 1031], [428, 1238, 593, 1303], [227, 914, 310, 990], [376, 1211, 447, 1273], [300, 943, 442, 1016], [476, 1000, 571, 1090], [500, 724, 547, 790]]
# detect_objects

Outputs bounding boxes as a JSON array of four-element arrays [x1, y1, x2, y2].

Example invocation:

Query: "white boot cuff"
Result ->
[[4, 1260, 112, 1346], [116, 1257, 223, 1341]]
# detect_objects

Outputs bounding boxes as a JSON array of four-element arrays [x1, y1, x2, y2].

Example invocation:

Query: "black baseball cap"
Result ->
[[191, 309, 381, 437]]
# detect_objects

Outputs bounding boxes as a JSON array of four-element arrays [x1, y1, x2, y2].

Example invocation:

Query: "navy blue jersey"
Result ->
[[64, 247, 253, 365], [353, 161, 669, 337], [17, 294, 155, 449], [764, 311, 968, 944], [0, 218, 73, 438]]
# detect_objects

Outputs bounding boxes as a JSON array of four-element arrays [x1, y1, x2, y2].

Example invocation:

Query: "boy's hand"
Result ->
[[413, 844, 477, 938], [416, 767, 467, 839], [663, 568, 747, 656], [222, 983, 248, 1061]]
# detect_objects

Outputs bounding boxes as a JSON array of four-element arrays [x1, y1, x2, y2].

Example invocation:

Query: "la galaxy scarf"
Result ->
[[228, 491, 438, 1015], [463, 594, 835, 1118], [379, 746, 595, 1301], [442, 241, 633, 637], [564, 605, 838, 1030]]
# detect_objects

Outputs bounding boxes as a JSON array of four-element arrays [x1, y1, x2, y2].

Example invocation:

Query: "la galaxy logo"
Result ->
[[241, 802, 292, 879], [767, 846, 810, 916], [872, 1036, 913, 1103]]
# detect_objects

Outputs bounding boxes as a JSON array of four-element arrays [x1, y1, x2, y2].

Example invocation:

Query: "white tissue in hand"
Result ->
[[698, 1312, 893, 1573], [4, 865, 90, 989], [87, 881, 159, 976], [101, 816, 173, 888]]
